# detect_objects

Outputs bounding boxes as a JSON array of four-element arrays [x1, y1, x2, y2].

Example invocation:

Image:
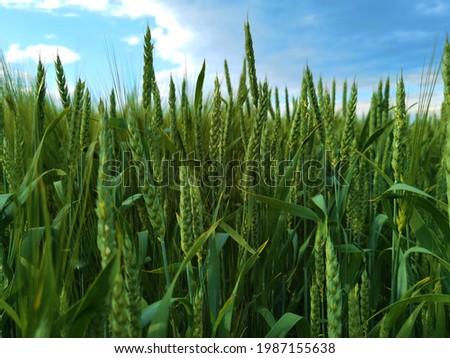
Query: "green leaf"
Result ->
[[274, 146, 302, 200], [52, 203, 71, 231], [141, 300, 162, 329], [337, 243, 364, 254], [25, 108, 70, 180], [63, 253, 120, 337], [194, 60, 206, 112], [248, 192, 319, 222], [1, 169, 66, 230], [147, 220, 220, 338], [396, 302, 425, 338], [212, 295, 235, 337], [385, 183, 434, 200], [141, 298, 191, 329], [213, 241, 268, 337], [207, 234, 221, 324], [220, 221, 255, 254], [120, 194, 144, 211], [257, 307, 277, 328], [355, 149, 393, 188], [157, 127, 179, 155], [0, 194, 12, 210], [397, 246, 450, 298], [138, 231, 149, 268], [53, 180, 65, 203], [0, 299, 23, 332], [312, 194, 327, 217], [361, 119, 394, 153], [265, 312, 304, 338], [144, 263, 181, 275], [368, 277, 431, 337], [410, 198, 450, 247], [109, 117, 128, 130]]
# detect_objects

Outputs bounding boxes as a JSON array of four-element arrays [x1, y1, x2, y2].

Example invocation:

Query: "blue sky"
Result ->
[[0, 0, 448, 114]]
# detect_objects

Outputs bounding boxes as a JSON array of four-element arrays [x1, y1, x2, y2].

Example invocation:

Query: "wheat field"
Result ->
[[0, 23, 449, 338]]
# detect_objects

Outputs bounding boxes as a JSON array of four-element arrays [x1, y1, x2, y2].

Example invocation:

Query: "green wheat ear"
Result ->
[[342, 80, 348, 119], [67, 79, 85, 171], [55, 54, 71, 110], [306, 66, 324, 144], [340, 81, 357, 162], [36, 58, 46, 142], [325, 233, 342, 338], [310, 278, 321, 338], [244, 21, 258, 108], [152, 79, 164, 129], [313, 220, 326, 299], [331, 79, 336, 117], [222, 59, 234, 163], [392, 75, 407, 184], [360, 268, 370, 337], [209, 76, 223, 161], [169, 76, 179, 149], [285, 86, 291, 122], [123, 234, 141, 337], [348, 283, 363, 337], [143, 25, 155, 111], [96, 112, 117, 268], [237, 59, 248, 139], [323, 88, 337, 165], [179, 165, 193, 256], [288, 70, 307, 156], [80, 87, 91, 150], [111, 266, 132, 337]]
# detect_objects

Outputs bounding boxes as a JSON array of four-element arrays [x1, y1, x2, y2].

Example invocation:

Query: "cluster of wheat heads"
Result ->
[[0, 24, 449, 338]]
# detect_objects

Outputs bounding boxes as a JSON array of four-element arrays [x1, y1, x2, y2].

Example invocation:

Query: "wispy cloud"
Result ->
[[5, 43, 80, 64], [0, 0, 37, 9], [390, 30, 432, 42], [1, 0, 108, 11], [416, 1, 449, 15], [301, 14, 317, 26], [64, 0, 109, 12], [36, 0, 60, 10], [45, 33, 56, 39], [121, 35, 140, 46]]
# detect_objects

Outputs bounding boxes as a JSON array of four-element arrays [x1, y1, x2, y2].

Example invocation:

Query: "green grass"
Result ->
[[0, 23, 449, 338]]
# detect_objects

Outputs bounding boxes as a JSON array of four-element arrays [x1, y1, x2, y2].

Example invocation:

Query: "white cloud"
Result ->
[[5, 43, 80, 64], [45, 33, 57, 39], [111, 1, 195, 69], [0, 0, 317, 99], [122, 35, 141, 46], [36, 0, 60, 10], [416, 1, 449, 15], [0, 0, 108, 11], [64, 0, 109, 12], [0, 0, 196, 72], [0, 0, 36, 9]]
